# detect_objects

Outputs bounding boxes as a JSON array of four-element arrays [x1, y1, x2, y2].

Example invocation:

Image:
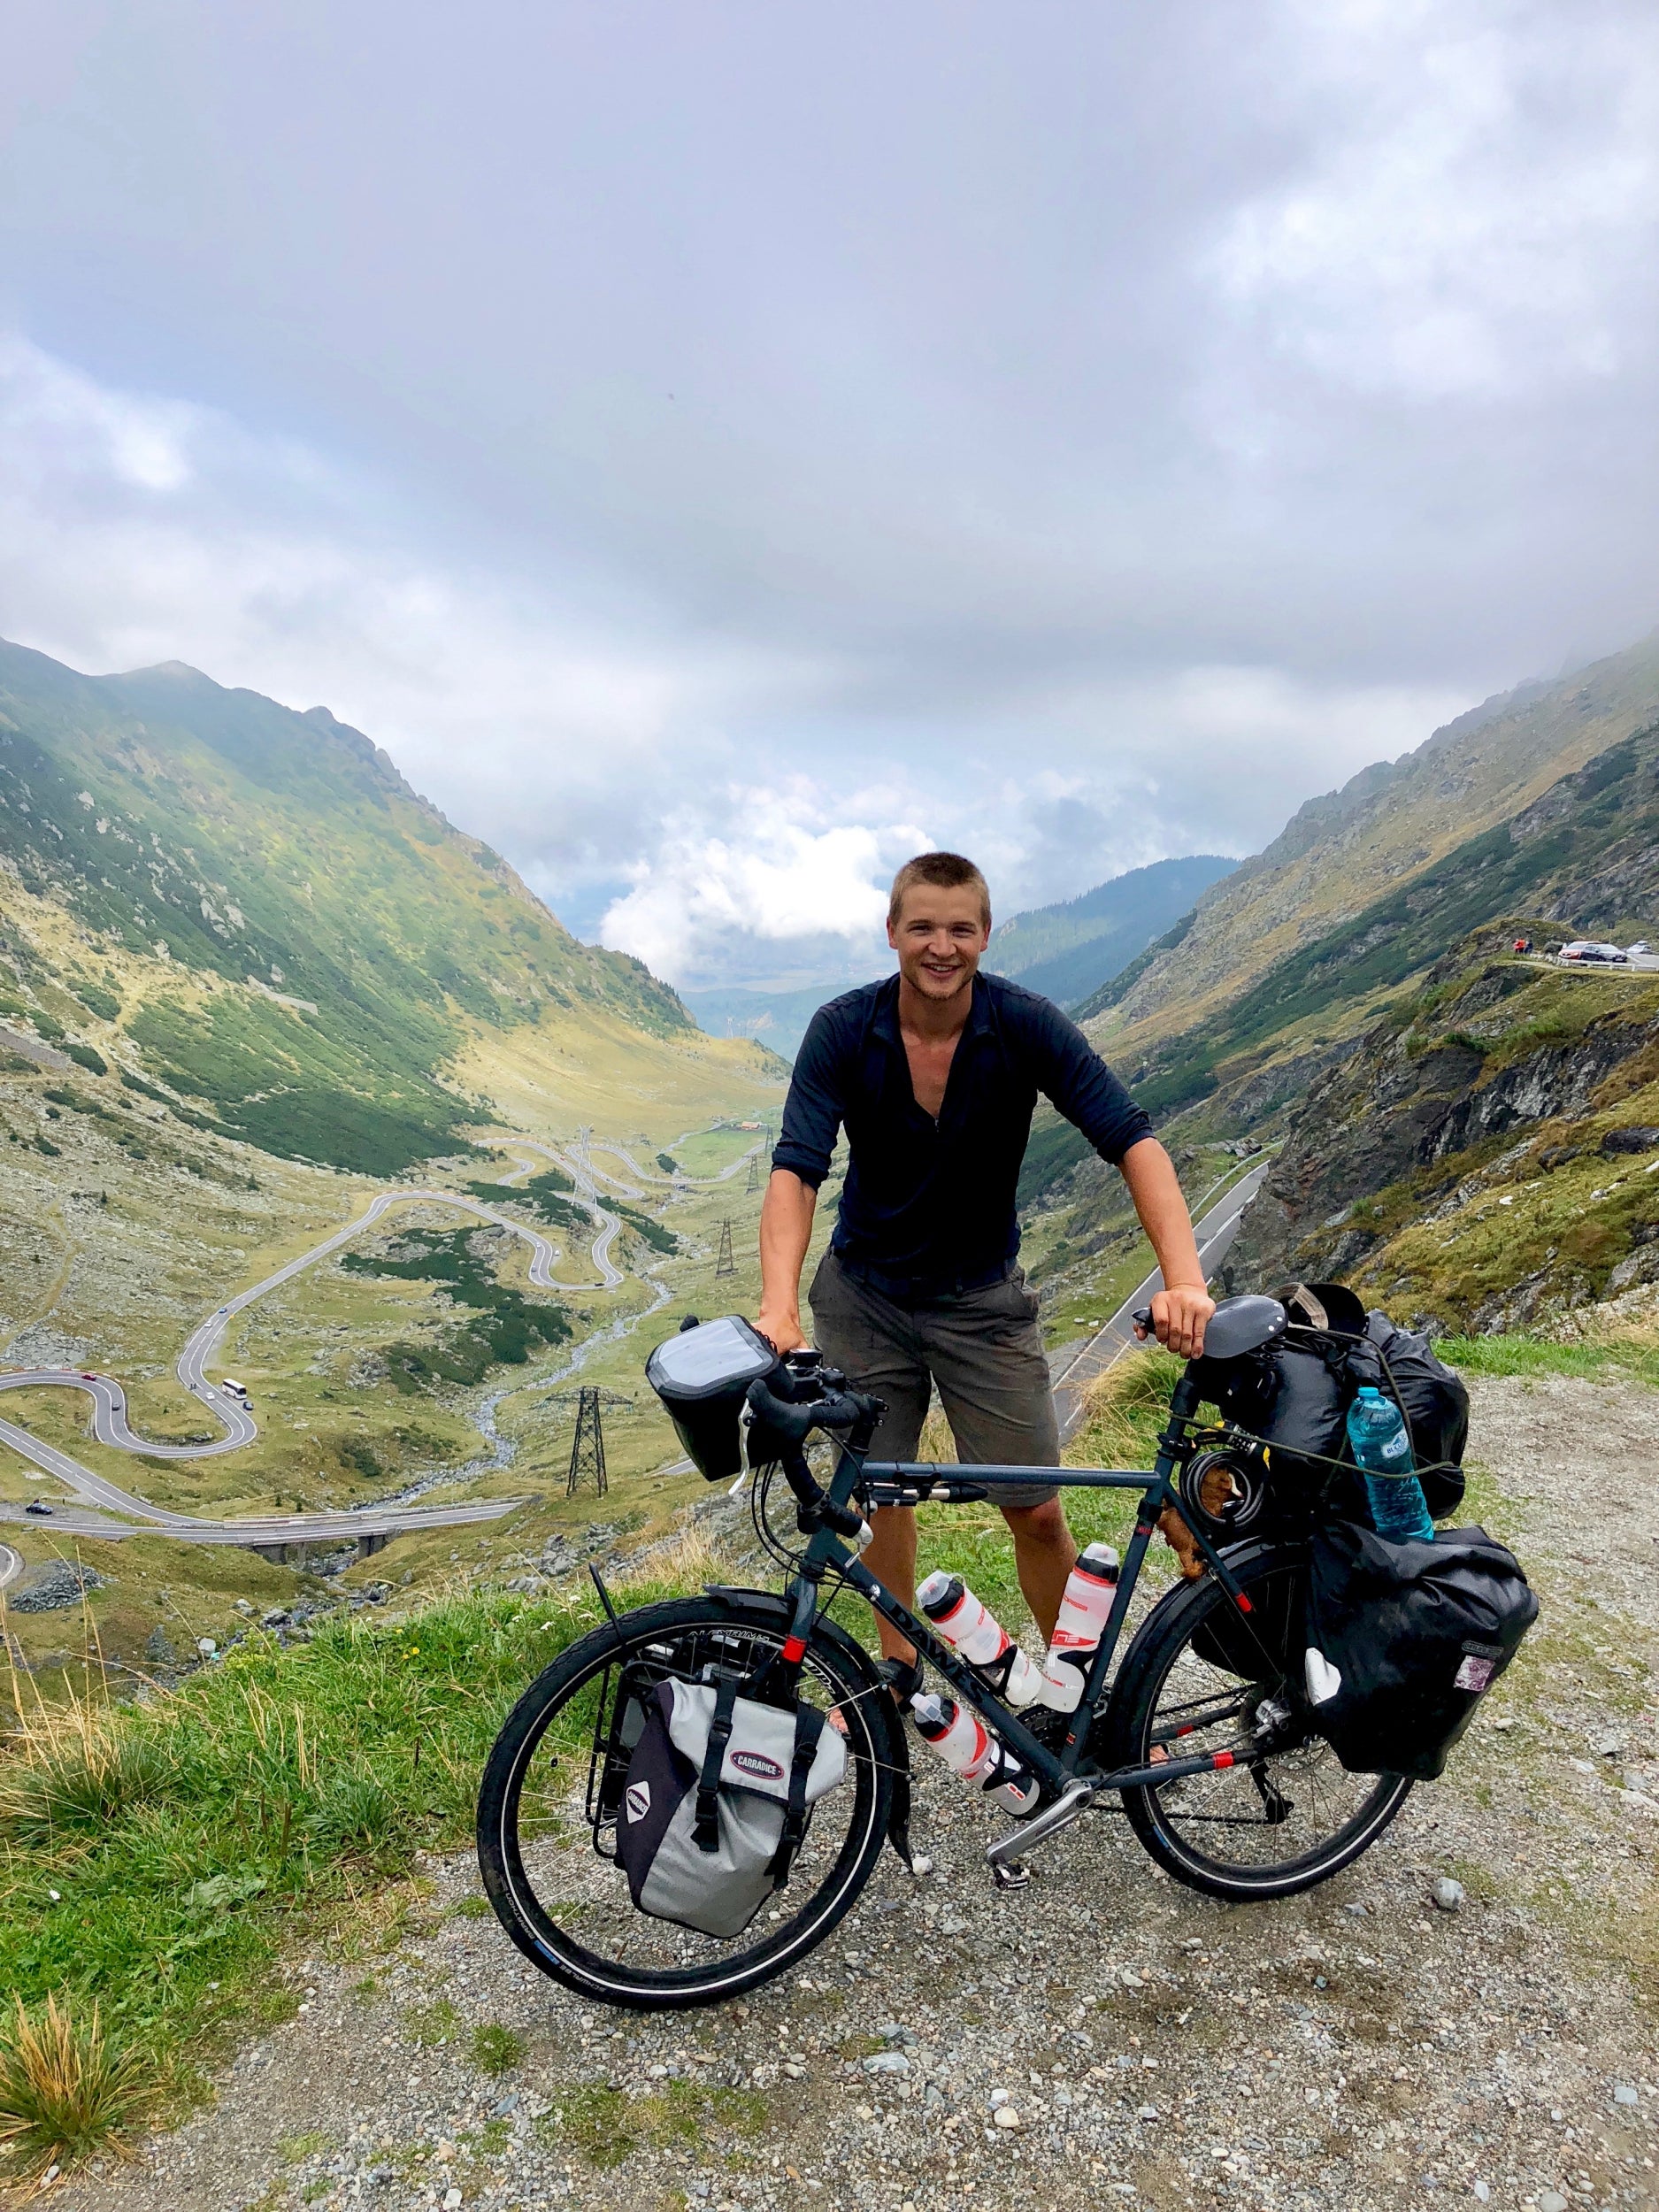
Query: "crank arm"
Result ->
[[985, 1778, 1102, 1870]]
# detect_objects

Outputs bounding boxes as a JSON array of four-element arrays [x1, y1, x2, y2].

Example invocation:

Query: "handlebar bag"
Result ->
[[616, 1678, 848, 1939], [1302, 1519, 1538, 1780]]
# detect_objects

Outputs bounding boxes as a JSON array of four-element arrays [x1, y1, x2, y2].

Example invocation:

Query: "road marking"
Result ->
[[1052, 1158, 1273, 1444], [0, 1542, 22, 1592]]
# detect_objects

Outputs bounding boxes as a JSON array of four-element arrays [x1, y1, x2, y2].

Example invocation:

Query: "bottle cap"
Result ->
[[1356, 1386, 1383, 1400]]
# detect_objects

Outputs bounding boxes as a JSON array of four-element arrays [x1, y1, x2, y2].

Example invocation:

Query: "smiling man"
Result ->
[[757, 849, 1214, 1680]]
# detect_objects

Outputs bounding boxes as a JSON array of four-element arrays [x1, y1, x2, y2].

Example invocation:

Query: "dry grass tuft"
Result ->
[[1073, 1346, 1185, 1471], [0, 1993, 143, 2183]]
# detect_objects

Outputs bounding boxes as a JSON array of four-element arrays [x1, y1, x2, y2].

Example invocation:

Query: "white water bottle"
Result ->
[[1039, 1543, 1121, 1713], [910, 1693, 1041, 1816], [916, 1571, 1045, 1709]]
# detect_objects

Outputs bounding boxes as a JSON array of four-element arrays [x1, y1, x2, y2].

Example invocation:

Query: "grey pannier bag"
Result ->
[[615, 1678, 848, 1939]]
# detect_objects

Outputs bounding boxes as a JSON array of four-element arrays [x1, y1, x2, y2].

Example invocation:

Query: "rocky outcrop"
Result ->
[[1226, 935, 1659, 1302]]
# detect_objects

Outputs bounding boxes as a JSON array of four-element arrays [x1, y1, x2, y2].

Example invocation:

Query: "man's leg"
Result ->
[[806, 1252, 929, 1667], [920, 1271, 1078, 1646], [998, 1498, 1079, 1648]]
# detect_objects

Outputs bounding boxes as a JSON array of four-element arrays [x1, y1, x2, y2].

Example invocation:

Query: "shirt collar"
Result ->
[[871, 971, 994, 1046]]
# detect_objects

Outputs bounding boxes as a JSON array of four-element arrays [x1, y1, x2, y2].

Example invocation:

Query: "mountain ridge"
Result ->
[[1088, 633, 1659, 1049], [0, 637, 776, 1172]]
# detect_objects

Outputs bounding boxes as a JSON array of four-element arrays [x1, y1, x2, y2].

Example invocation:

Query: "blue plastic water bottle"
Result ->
[[1346, 1386, 1435, 1542]]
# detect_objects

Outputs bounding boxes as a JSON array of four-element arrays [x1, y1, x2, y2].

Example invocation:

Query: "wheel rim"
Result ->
[[1131, 1562, 1407, 1888], [488, 1617, 883, 1999]]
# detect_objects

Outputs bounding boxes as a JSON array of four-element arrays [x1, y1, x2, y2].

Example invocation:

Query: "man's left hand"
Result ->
[[1143, 1284, 1215, 1360]]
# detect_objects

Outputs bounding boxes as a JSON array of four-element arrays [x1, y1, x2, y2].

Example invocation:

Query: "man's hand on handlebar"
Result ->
[[755, 1307, 807, 1356], [1133, 1283, 1216, 1360]]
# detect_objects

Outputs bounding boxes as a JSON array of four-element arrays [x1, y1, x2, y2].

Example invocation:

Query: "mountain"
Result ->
[[682, 981, 849, 1064], [0, 639, 777, 1172], [1218, 725, 1659, 1326], [1079, 633, 1659, 1043], [987, 855, 1236, 1011]]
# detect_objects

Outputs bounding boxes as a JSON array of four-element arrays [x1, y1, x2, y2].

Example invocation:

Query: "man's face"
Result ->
[[887, 883, 991, 1004]]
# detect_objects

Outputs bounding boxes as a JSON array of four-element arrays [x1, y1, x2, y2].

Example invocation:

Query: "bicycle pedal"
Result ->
[[990, 1858, 1030, 1891]]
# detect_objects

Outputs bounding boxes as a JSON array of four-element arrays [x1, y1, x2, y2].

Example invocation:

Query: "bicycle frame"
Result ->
[[765, 1371, 1276, 1805]]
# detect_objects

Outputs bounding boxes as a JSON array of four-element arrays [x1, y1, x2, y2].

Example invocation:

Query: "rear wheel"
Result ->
[[1103, 1544, 1411, 1901], [476, 1595, 895, 2008]]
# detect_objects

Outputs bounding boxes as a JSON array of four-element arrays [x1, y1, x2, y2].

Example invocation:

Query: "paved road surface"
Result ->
[[0, 1541, 21, 1591], [1051, 1158, 1272, 1444], [0, 1173, 648, 1547]]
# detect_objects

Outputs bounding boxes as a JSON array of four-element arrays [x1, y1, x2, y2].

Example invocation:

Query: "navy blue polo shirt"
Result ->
[[772, 971, 1154, 1297]]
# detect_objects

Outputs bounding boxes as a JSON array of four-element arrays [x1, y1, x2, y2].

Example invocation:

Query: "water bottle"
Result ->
[[1038, 1543, 1121, 1712], [910, 1693, 1041, 1816], [1346, 1386, 1434, 1542], [916, 1572, 1044, 1709]]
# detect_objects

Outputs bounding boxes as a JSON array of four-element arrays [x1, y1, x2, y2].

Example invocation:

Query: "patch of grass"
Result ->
[[449, 1893, 492, 1920], [280, 2129, 334, 2163], [343, 1227, 571, 1389], [470, 2021, 526, 2075], [539, 2080, 770, 2169], [404, 1998, 459, 2047], [0, 1992, 143, 2182], [0, 1579, 670, 2166], [1442, 1333, 1659, 1389]]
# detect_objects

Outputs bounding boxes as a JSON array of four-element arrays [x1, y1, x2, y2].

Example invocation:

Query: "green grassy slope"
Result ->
[[1091, 720, 1659, 1125], [0, 640, 707, 1173], [1090, 630, 1659, 1052]]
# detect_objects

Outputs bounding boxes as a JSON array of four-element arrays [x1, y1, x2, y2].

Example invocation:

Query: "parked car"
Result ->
[[1626, 942, 1651, 956], [24, 1499, 54, 1516], [1561, 940, 1631, 964]]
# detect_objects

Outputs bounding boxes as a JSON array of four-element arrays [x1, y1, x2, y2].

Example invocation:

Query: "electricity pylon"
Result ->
[[715, 1218, 736, 1278], [565, 1386, 610, 1499], [745, 1149, 761, 1194]]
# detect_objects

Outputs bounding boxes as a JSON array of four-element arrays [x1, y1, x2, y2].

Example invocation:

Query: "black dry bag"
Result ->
[[1302, 1520, 1538, 1781]]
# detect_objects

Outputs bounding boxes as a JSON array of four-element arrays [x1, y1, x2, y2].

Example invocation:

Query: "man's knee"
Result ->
[[1000, 1496, 1071, 1549]]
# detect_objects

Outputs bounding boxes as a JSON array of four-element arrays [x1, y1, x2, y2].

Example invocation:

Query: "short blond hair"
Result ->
[[887, 851, 991, 929]]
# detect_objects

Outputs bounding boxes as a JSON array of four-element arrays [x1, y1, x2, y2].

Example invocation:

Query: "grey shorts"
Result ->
[[807, 1249, 1060, 1509]]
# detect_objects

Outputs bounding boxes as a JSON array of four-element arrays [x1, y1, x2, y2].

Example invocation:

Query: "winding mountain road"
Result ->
[[0, 1542, 21, 1591], [0, 1171, 646, 1549]]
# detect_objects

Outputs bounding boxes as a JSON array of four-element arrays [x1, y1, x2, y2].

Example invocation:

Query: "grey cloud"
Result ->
[[0, 0, 1655, 977]]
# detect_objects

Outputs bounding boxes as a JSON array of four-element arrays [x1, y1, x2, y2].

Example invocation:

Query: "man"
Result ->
[[757, 849, 1215, 1682]]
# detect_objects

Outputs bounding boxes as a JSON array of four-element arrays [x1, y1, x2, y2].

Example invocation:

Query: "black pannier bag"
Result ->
[[1195, 1283, 1469, 1525], [615, 1679, 848, 1938], [646, 1316, 779, 1479], [1302, 1519, 1538, 1780]]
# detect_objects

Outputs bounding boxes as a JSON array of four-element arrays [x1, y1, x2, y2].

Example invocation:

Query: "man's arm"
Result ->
[[1021, 996, 1215, 1358], [757, 1170, 818, 1353], [1120, 1137, 1215, 1359]]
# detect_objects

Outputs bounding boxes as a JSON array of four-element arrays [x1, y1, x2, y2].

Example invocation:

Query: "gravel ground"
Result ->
[[54, 1372, 1659, 2212]]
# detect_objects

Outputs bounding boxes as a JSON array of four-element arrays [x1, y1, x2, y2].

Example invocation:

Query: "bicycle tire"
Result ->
[[1103, 1543, 1411, 1901], [476, 1594, 897, 2008]]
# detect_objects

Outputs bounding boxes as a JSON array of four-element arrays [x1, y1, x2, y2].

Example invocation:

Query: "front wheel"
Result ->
[[1102, 1543, 1411, 1901], [477, 1594, 895, 2008]]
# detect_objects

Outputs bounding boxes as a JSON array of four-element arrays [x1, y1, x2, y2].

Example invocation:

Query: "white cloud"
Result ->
[[599, 780, 930, 984], [1209, 0, 1659, 399]]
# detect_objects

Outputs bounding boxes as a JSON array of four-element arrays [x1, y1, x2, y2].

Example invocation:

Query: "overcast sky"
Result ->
[[2, 1, 1656, 991]]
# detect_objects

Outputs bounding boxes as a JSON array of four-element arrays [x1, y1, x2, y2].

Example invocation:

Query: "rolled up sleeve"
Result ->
[[772, 1007, 846, 1188], [1028, 1001, 1154, 1164]]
